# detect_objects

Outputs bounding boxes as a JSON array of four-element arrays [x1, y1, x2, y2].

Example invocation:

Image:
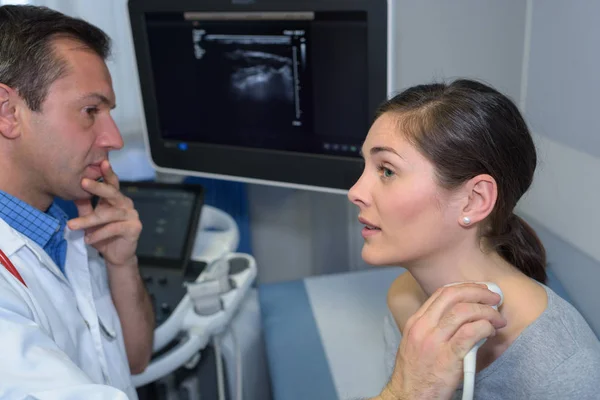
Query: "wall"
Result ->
[[248, 185, 351, 283], [390, 0, 526, 101], [516, 0, 600, 334]]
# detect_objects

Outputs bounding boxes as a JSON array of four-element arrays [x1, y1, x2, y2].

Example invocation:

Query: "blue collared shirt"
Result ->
[[0, 191, 68, 273]]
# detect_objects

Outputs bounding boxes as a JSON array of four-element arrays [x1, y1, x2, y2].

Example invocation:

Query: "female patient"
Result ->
[[348, 79, 600, 399]]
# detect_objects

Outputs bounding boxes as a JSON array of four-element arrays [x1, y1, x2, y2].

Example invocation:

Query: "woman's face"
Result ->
[[348, 113, 464, 267]]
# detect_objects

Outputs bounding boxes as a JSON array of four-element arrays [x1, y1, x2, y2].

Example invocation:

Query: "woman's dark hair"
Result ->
[[0, 5, 111, 111], [377, 79, 547, 283]]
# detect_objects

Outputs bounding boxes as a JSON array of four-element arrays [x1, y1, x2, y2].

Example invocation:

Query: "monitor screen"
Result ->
[[121, 182, 204, 268], [129, 1, 388, 192]]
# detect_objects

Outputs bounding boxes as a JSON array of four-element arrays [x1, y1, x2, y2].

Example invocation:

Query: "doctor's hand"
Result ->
[[67, 160, 142, 268], [380, 283, 506, 400]]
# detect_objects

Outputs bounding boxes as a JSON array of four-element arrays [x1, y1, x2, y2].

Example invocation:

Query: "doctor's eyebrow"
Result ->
[[78, 93, 116, 109]]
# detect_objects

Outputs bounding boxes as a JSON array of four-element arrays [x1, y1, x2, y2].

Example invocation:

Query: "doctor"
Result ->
[[0, 5, 153, 399]]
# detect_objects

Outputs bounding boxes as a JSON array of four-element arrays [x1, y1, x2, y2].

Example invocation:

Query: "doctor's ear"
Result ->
[[0, 84, 22, 139], [458, 174, 497, 227]]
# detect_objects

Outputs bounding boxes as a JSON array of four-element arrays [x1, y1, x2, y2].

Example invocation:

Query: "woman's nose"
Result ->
[[348, 174, 370, 207]]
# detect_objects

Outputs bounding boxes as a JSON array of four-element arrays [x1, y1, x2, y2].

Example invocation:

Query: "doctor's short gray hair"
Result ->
[[0, 5, 111, 111]]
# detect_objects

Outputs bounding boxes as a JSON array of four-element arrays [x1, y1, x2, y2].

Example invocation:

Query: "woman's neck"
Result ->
[[403, 240, 549, 372], [405, 240, 520, 297]]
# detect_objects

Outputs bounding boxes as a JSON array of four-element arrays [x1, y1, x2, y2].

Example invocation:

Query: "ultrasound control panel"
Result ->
[[142, 260, 206, 326], [121, 181, 204, 327]]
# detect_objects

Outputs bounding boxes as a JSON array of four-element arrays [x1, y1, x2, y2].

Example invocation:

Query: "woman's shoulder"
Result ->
[[541, 284, 600, 348], [387, 270, 427, 334], [524, 289, 600, 398]]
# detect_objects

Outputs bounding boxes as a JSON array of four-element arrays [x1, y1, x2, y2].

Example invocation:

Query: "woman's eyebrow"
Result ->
[[369, 146, 404, 160]]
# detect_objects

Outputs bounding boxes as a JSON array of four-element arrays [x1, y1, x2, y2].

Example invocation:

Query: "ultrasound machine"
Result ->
[[127, 1, 399, 399], [121, 180, 258, 400]]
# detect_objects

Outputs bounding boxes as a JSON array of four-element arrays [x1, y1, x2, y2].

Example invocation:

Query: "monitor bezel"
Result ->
[[128, 0, 389, 193]]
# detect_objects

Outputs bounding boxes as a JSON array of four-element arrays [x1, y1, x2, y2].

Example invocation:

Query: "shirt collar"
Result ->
[[0, 191, 68, 249]]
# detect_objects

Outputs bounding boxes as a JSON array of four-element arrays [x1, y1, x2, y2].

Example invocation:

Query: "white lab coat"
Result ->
[[0, 217, 137, 399]]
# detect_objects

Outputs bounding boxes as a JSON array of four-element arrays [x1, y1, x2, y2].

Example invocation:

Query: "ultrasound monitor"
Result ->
[[128, 0, 391, 193]]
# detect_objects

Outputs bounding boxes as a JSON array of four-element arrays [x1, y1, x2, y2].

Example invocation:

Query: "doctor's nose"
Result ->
[[97, 115, 124, 151]]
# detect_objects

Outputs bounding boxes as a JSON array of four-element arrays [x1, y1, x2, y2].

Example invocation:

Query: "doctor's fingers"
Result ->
[[447, 319, 498, 360], [404, 283, 489, 333], [69, 206, 140, 231], [72, 198, 94, 219], [99, 160, 120, 189], [403, 299, 505, 355], [84, 220, 142, 245], [427, 302, 506, 346], [81, 178, 133, 208], [424, 285, 501, 326]]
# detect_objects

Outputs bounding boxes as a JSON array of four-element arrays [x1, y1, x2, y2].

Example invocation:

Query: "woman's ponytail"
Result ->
[[489, 214, 547, 283]]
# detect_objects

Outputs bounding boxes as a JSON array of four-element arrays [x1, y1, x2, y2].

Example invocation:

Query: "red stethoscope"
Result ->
[[0, 249, 27, 287]]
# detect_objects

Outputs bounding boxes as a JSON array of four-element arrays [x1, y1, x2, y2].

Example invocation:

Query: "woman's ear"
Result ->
[[458, 174, 497, 227], [0, 84, 22, 139]]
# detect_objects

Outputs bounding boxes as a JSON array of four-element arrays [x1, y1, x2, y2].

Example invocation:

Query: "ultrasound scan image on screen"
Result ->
[[190, 23, 312, 139], [144, 11, 368, 159], [146, 15, 318, 152]]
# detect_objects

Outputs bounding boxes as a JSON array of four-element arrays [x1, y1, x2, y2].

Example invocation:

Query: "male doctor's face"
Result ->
[[17, 37, 123, 204]]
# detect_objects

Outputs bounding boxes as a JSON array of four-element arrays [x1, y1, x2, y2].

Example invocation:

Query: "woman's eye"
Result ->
[[377, 164, 395, 179]]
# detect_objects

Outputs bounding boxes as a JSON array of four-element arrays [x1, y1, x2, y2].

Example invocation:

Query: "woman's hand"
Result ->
[[384, 283, 506, 399]]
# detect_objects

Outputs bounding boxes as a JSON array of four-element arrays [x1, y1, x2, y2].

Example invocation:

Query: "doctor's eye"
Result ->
[[84, 106, 100, 118]]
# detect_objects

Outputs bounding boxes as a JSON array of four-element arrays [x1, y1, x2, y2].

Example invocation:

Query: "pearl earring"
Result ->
[[462, 216, 471, 225]]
